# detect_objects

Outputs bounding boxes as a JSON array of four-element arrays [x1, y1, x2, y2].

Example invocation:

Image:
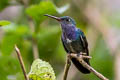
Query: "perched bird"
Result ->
[[44, 14, 90, 74]]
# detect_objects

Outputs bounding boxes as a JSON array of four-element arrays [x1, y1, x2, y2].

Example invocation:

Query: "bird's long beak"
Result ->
[[44, 14, 61, 21]]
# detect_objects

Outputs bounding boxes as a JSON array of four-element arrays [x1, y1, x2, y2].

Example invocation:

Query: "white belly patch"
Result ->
[[66, 38, 72, 43], [66, 38, 76, 52]]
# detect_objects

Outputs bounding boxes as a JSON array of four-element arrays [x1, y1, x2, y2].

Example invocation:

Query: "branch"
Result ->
[[69, 53, 109, 80], [15, 45, 29, 80], [63, 55, 71, 80]]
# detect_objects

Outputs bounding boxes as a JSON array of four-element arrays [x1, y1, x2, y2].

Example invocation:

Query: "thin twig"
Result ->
[[63, 55, 71, 80], [70, 53, 109, 80], [15, 45, 29, 80]]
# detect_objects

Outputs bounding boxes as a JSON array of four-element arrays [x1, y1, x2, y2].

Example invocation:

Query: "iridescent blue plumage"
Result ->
[[61, 20, 90, 73], [44, 15, 90, 74]]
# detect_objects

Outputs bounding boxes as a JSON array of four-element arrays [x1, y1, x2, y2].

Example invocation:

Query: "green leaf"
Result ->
[[0, 24, 30, 56], [26, 1, 57, 23], [0, 20, 11, 27], [2, 24, 30, 36], [0, 34, 19, 55], [28, 59, 56, 80]]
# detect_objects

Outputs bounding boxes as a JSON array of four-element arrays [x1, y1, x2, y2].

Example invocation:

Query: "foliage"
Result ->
[[0, 0, 61, 79], [28, 59, 56, 80], [0, 0, 117, 80], [26, 1, 57, 24], [0, 20, 11, 26], [0, 0, 9, 11], [1, 24, 30, 56]]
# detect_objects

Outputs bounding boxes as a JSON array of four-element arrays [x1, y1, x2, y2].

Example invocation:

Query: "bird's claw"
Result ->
[[80, 52, 87, 56]]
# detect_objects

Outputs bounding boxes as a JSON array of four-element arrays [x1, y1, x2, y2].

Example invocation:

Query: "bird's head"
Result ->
[[44, 14, 76, 26]]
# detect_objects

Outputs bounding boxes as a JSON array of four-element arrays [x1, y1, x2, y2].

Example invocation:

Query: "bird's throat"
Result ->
[[61, 24, 76, 40]]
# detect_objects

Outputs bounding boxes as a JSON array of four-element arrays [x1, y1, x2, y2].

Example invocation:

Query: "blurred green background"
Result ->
[[0, 0, 120, 80]]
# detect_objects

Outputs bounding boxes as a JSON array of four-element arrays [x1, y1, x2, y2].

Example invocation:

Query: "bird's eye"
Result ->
[[66, 19, 70, 22]]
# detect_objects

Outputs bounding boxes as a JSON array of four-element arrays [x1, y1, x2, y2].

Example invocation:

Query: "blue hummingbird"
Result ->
[[44, 14, 90, 74]]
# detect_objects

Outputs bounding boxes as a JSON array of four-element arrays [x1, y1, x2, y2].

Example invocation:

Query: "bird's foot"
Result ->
[[69, 53, 92, 59], [76, 53, 92, 59], [80, 52, 87, 56]]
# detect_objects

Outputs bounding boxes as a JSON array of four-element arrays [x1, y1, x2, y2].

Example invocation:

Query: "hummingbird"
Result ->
[[44, 14, 90, 74]]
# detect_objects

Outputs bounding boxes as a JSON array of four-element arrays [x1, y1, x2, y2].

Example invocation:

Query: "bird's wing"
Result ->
[[78, 29, 89, 55]]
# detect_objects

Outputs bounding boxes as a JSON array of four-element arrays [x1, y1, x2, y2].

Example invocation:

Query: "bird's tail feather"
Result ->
[[71, 58, 90, 74]]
